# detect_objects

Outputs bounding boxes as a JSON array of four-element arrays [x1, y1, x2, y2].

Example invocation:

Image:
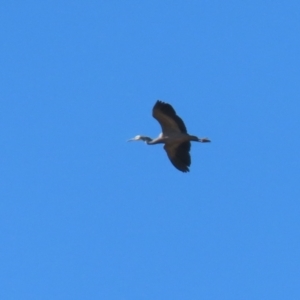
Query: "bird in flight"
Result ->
[[128, 100, 210, 172]]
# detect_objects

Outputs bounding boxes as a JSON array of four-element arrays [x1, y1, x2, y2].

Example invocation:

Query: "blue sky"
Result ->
[[1, 1, 300, 299]]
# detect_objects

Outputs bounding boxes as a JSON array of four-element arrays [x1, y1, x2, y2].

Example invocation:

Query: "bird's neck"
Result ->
[[140, 136, 153, 143]]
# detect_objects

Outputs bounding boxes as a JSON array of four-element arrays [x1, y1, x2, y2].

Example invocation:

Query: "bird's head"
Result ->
[[127, 135, 143, 142], [127, 135, 152, 143]]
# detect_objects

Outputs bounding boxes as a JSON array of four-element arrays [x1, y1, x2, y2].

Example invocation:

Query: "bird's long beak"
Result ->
[[127, 137, 137, 142]]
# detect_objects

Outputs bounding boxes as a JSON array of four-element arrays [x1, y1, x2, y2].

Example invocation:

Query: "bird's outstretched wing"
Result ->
[[164, 142, 191, 172], [152, 100, 187, 134]]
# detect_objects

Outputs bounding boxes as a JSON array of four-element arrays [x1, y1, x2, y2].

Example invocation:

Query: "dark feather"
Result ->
[[152, 100, 187, 133], [164, 142, 191, 172]]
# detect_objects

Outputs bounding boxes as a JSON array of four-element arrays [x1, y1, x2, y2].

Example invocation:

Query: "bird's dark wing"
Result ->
[[152, 100, 187, 134], [164, 141, 191, 172]]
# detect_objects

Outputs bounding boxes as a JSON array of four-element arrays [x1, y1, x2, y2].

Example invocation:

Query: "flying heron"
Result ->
[[128, 100, 211, 172]]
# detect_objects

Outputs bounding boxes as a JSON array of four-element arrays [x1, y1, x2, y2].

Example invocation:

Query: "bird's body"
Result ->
[[128, 100, 210, 172]]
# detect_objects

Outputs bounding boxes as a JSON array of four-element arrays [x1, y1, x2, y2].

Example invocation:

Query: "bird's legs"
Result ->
[[189, 135, 211, 143], [198, 137, 211, 143]]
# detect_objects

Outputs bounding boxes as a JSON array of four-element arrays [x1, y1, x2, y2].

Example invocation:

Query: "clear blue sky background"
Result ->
[[1, 1, 299, 299]]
